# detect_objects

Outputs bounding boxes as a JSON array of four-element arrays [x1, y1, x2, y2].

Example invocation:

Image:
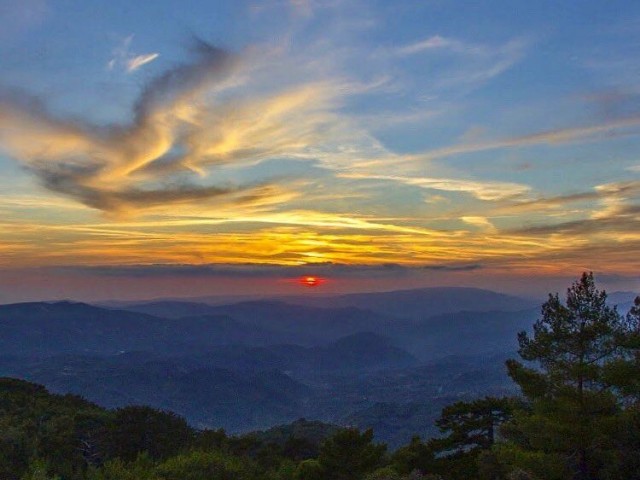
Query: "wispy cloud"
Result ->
[[461, 216, 496, 232], [390, 35, 528, 92], [107, 35, 159, 73], [363, 117, 640, 169], [340, 173, 530, 201], [396, 35, 486, 57], [0, 40, 360, 214], [127, 53, 160, 72]]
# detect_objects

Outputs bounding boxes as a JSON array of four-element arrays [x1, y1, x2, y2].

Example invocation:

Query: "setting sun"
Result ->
[[300, 276, 323, 287]]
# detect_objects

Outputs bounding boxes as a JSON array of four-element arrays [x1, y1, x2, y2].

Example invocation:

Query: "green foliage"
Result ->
[[365, 466, 402, 480], [426, 397, 513, 479], [192, 428, 228, 451], [156, 450, 253, 480], [390, 436, 434, 475], [498, 273, 639, 480], [599, 406, 640, 480], [0, 378, 108, 480], [103, 406, 193, 462], [434, 396, 513, 452], [21, 459, 61, 480], [293, 459, 324, 480], [86, 455, 157, 480], [318, 428, 387, 480]]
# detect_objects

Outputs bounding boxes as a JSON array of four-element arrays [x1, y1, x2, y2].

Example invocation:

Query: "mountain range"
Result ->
[[0, 286, 576, 445]]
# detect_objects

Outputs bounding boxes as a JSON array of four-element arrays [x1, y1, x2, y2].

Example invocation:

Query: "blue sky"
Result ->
[[1, 0, 639, 301]]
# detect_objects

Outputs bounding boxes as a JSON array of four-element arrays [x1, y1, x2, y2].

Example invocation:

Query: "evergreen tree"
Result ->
[[434, 397, 513, 453], [500, 272, 632, 480], [427, 397, 512, 479]]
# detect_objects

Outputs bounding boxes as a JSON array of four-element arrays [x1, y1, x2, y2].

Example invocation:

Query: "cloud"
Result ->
[[355, 117, 640, 170], [396, 35, 456, 56], [127, 53, 160, 72], [512, 205, 640, 237], [435, 118, 640, 160], [495, 190, 599, 214], [422, 263, 483, 272], [508, 180, 640, 238], [340, 173, 530, 201], [461, 216, 496, 231], [392, 35, 527, 91], [52, 261, 483, 278], [108, 35, 159, 73], [0, 42, 242, 213], [494, 181, 640, 218], [0, 40, 359, 214]]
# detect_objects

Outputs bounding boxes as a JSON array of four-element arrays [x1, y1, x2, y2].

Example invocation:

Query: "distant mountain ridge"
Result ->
[[119, 286, 538, 321], [284, 286, 537, 319], [0, 293, 540, 361], [0, 287, 549, 446]]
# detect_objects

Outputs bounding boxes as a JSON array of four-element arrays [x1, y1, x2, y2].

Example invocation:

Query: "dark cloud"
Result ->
[[51, 262, 484, 278], [422, 263, 483, 272]]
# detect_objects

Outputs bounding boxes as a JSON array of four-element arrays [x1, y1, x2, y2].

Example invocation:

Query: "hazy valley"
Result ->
[[0, 286, 557, 446]]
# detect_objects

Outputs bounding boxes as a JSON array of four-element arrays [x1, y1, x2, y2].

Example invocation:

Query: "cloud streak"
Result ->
[[108, 35, 159, 73], [340, 173, 530, 201], [0, 40, 353, 214], [382, 117, 640, 166], [127, 53, 160, 72], [52, 261, 484, 279]]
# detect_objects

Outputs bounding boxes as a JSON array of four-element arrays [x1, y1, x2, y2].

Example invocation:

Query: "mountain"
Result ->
[[0, 354, 310, 432], [120, 287, 537, 322], [0, 299, 537, 362], [127, 300, 401, 345], [253, 418, 341, 450], [0, 290, 539, 446], [607, 291, 639, 313], [0, 301, 280, 355], [200, 332, 417, 373], [318, 332, 417, 371], [115, 300, 226, 319], [392, 308, 539, 360], [0, 328, 418, 432], [283, 287, 538, 319], [0, 301, 167, 355]]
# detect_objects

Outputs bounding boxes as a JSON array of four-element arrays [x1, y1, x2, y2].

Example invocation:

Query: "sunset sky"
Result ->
[[1, 0, 640, 302]]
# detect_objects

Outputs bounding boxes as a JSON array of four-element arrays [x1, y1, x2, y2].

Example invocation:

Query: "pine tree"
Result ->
[[429, 397, 513, 479], [499, 272, 632, 480]]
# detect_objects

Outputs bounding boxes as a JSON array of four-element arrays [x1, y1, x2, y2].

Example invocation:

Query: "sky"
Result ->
[[1, 0, 640, 302]]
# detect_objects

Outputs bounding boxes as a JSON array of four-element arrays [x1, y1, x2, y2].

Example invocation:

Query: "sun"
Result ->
[[299, 276, 323, 287]]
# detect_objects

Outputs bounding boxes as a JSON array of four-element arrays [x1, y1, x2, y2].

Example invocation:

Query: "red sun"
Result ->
[[299, 276, 324, 287]]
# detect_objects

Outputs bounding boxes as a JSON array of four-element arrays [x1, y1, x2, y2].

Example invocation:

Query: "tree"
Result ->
[[317, 428, 387, 480], [602, 295, 640, 404], [102, 406, 193, 462], [155, 450, 252, 480], [294, 459, 324, 480], [434, 397, 513, 453], [20, 459, 60, 480], [391, 436, 435, 476], [427, 397, 512, 479], [500, 272, 633, 480]]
